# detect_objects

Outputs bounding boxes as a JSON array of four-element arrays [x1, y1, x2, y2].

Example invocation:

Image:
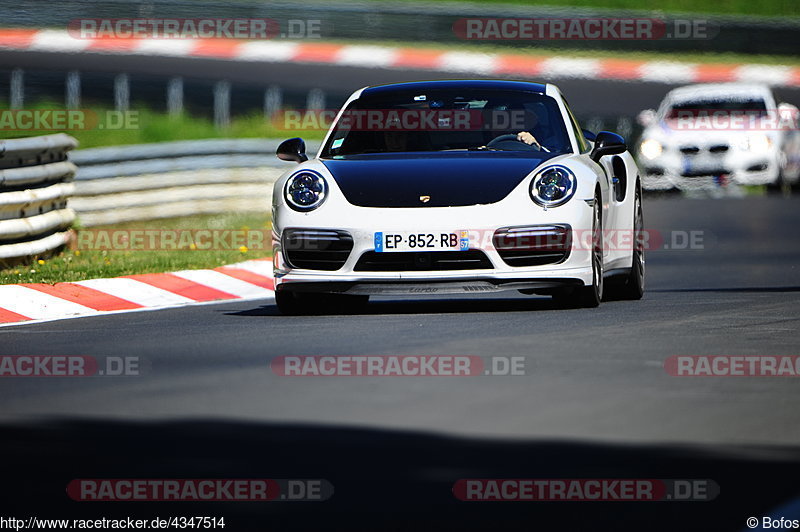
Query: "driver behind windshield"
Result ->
[[516, 107, 554, 151], [321, 89, 572, 156], [485, 104, 554, 152]]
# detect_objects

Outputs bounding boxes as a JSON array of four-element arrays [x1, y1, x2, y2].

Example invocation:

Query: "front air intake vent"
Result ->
[[283, 229, 353, 271], [493, 225, 571, 267]]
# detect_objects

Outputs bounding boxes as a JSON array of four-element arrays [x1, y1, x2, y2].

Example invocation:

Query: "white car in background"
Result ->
[[637, 83, 800, 193]]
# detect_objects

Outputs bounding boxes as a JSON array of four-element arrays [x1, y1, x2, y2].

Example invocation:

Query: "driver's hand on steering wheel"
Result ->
[[517, 131, 549, 152], [517, 131, 539, 146]]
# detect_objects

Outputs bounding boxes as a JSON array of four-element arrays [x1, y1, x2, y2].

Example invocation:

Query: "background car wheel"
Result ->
[[553, 193, 603, 308], [780, 172, 792, 197], [767, 169, 792, 197], [275, 291, 369, 315], [611, 185, 645, 301]]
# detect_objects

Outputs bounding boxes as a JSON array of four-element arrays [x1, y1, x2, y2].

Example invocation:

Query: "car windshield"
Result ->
[[321, 88, 572, 157], [665, 97, 768, 119]]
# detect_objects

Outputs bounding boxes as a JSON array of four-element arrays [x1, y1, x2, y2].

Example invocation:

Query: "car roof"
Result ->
[[666, 83, 772, 103], [362, 79, 548, 96]]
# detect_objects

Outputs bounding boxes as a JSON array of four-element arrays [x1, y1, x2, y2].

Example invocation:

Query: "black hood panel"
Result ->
[[322, 152, 557, 208]]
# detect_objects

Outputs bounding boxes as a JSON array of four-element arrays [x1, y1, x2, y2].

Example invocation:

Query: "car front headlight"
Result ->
[[284, 170, 328, 212], [530, 165, 577, 208], [639, 138, 663, 160], [740, 134, 772, 153]]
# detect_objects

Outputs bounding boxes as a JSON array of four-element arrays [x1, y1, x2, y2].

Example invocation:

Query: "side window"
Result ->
[[563, 98, 591, 154]]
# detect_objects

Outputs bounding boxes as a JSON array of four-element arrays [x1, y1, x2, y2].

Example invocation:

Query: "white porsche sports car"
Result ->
[[637, 83, 800, 192], [272, 80, 644, 314]]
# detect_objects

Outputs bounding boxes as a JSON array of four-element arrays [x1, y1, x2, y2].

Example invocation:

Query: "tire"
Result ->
[[780, 172, 792, 197], [275, 290, 369, 315], [615, 185, 645, 300], [553, 193, 603, 308], [768, 158, 792, 197]]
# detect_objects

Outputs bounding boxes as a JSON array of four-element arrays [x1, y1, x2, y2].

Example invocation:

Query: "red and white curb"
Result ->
[[0, 29, 798, 87], [0, 258, 274, 327]]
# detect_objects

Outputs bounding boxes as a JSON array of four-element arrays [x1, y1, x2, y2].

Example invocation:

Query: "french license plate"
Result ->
[[374, 231, 469, 252], [683, 155, 725, 176]]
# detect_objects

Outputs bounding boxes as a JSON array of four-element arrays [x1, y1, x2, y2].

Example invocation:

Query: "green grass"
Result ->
[[0, 212, 272, 285], [320, 0, 798, 18], [0, 104, 327, 149], [190, 0, 799, 18]]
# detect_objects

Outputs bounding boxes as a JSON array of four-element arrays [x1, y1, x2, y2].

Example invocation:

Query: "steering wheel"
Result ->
[[486, 133, 541, 151]]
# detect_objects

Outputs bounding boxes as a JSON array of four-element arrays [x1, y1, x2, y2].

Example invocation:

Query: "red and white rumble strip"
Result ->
[[0, 29, 798, 87], [0, 258, 274, 326]]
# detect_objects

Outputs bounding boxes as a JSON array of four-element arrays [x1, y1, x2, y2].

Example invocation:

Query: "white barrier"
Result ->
[[0, 134, 77, 264], [71, 139, 319, 227]]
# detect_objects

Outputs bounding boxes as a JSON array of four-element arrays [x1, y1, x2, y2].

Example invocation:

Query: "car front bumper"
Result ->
[[273, 199, 597, 295], [640, 150, 780, 190]]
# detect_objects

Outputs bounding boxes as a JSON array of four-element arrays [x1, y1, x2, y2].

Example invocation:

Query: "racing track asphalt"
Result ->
[[1, 195, 800, 530], [1, 195, 799, 442], [3, 50, 800, 116]]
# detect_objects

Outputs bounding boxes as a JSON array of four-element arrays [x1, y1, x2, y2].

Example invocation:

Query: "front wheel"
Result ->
[[553, 194, 603, 308], [609, 185, 645, 300]]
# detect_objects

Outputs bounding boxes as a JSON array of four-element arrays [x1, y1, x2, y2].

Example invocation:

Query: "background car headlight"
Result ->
[[740, 134, 772, 152], [284, 170, 328, 211], [639, 138, 663, 160], [530, 165, 577, 207]]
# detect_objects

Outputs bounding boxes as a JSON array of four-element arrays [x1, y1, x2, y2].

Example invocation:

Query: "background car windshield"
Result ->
[[321, 89, 572, 156], [665, 97, 768, 118]]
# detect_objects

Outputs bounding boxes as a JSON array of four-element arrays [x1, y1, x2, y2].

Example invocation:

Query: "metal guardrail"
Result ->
[[70, 138, 321, 226], [0, 134, 77, 266]]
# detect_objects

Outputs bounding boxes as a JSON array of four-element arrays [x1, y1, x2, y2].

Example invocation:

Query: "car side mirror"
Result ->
[[778, 102, 799, 130], [637, 109, 657, 127], [277, 137, 308, 163], [590, 131, 627, 162], [582, 129, 597, 142]]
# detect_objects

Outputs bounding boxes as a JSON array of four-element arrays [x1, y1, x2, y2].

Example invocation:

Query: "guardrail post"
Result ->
[[114, 74, 130, 112], [167, 77, 183, 117], [616, 116, 633, 142], [586, 117, 604, 136], [264, 85, 282, 118], [66, 71, 81, 109], [214, 80, 231, 130], [10, 69, 24, 109], [306, 88, 325, 111]]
